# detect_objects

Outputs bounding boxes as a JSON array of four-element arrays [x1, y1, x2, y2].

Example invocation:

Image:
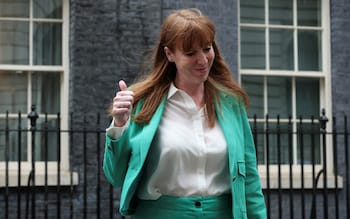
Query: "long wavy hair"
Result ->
[[124, 8, 248, 127]]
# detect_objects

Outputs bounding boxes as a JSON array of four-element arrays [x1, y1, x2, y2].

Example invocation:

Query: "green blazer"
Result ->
[[103, 92, 267, 219]]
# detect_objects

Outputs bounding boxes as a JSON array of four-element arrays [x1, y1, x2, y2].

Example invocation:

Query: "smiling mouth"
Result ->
[[195, 67, 208, 72]]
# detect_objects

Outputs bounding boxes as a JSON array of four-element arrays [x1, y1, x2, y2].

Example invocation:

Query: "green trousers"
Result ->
[[134, 194, 232, 219]]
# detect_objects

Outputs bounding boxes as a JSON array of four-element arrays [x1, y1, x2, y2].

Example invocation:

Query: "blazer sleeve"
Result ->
[[103, 127, 131, 188], [240, 104, 267, 219], [103, 99, 145, 188]]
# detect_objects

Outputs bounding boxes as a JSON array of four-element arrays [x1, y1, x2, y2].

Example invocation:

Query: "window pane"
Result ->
[[0, 71, 28, 113], [241, 75, 264, 118], [34, 118, 59, 161], [34, 0, 62, 19], [241, 28, 265, 69], [296, 78, 319, 117], [32, 72, 60, 114], [298, 30, 322, 71], [240, 0, 264, 24], [297, 122, 321, 164], [269, 0, 293, 25], [33, 22, 62, 65], [270, 29, 294, 70], [0, 0, 29, 17], [0, 21, 29, 64], [267, 77, 292, 118], [267, 123, 292, 164], [0, 118, 27, 161], [298, 0, 321, 26], [252, 122, 293, 165]]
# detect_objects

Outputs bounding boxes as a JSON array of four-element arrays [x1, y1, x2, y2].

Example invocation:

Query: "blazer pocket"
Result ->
[[233, 161, 248, 217]]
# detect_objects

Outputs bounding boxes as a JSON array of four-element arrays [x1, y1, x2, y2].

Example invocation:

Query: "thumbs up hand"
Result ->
[[112, 80, 134, 127]]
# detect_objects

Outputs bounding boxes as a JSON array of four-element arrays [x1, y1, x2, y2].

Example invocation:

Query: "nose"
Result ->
[[197, 51, 208, 65]]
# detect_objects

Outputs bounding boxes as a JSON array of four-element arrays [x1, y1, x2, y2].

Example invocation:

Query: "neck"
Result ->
[[174, 81, 205, 108]]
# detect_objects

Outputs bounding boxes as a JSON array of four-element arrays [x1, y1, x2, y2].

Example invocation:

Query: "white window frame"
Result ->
[[238, 0, 339, 188], [0, 0, 77, 187]]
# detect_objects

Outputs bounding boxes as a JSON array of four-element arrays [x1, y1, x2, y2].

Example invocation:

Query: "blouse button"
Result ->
[[195, 201, 201, 207]]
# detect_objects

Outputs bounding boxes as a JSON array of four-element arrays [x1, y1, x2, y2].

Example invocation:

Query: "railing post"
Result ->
[[27, 105, 38, 219], [5, 111, 9, 219], [319, 108, 328, 133], [318, 108, 329, 219], [28, 105, 39, 130]]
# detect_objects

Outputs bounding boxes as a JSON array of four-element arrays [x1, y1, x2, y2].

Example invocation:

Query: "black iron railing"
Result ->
[[0, 107, 349, 219]]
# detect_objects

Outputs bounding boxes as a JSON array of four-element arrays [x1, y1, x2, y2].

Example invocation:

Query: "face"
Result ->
[[164, 41, 215, 89]]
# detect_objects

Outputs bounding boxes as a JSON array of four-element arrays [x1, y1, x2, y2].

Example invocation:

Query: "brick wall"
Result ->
[[70, 0, 238, 118], [330, 1, 350, 219], [331, 0, 350, 120]]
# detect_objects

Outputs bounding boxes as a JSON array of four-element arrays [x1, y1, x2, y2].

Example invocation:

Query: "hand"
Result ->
[[112, 80, 134, 127]]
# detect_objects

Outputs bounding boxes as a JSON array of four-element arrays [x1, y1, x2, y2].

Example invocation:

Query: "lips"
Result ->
[[195, 67, 208, 73]]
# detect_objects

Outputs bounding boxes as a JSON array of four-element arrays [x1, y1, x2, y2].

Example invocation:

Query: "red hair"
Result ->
[[120, 8, 248, 127]]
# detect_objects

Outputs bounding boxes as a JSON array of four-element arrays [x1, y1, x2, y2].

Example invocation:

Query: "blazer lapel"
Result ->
[[216, 94, 240, 174], [139, 96, 167, 165]]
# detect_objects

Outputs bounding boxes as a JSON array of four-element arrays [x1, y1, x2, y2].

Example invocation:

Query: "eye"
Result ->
[[185, 51, 195, 56], [203, 46, 212, 52]]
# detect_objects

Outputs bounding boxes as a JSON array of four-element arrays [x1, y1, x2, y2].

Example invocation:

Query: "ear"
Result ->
[[164, 46, 174, 62]]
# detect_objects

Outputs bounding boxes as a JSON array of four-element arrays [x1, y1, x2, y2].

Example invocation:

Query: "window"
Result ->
[[239, 0, 333, 186], [0, 0, 73, 186]]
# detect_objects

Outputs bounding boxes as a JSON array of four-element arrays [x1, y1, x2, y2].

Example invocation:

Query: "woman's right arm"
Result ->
[[103, 80, 134, 187], [103, 124, 131, 188]]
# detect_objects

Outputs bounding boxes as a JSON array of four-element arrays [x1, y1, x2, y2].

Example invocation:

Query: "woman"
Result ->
[[103, 8, 266, 219]]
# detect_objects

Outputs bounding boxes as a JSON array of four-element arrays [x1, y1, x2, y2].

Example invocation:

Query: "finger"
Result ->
[[114, 94, 134, 107], [115, 90, 134, 97], [112, 108, 130, 115], [119, 80, 128, 91], [113, 101, 132, 109]]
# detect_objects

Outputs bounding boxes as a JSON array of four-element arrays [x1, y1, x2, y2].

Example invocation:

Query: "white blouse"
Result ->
[[107, 84, 230, 200]]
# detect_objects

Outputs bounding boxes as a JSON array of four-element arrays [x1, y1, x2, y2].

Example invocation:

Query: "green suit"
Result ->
[[103, 92, 267, 219]]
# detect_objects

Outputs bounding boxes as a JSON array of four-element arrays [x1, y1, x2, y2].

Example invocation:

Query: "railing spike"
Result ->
[[27, 105, 39, 129], [319, 108, 328, 132]]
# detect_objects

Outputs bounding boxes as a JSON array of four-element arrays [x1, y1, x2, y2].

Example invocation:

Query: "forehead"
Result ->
[[175, 39, 210, 53], [176, 28, 213, 51]]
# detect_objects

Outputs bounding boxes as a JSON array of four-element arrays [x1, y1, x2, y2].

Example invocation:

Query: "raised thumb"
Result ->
[[119, 80, 128, 91]]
